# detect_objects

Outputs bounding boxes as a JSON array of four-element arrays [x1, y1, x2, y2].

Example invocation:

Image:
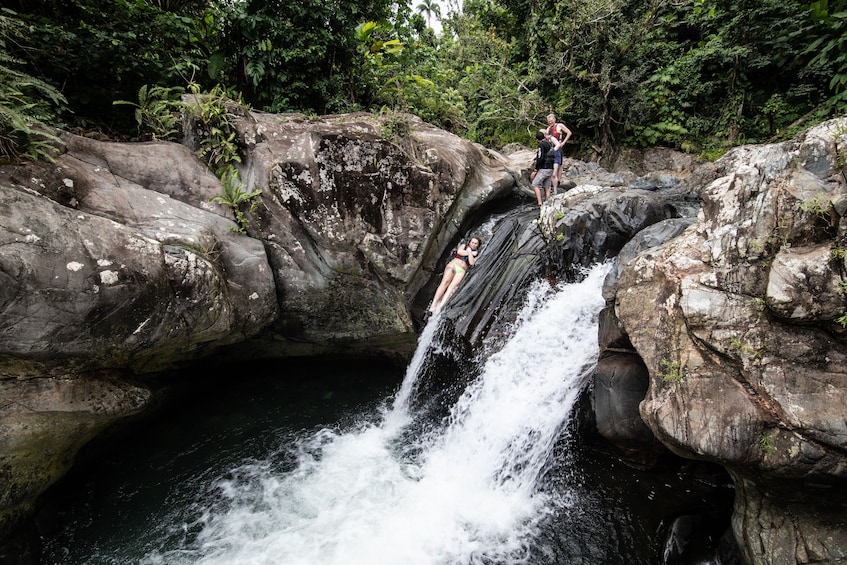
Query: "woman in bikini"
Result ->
[[425, 236, 482, 320]]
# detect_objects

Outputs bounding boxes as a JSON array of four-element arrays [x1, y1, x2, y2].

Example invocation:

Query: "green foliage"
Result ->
[[658, 358, 682, 382], [179, 83, 259, 233], [529, 0, 665, 152], [760, 433, 776, 453], [3, 0, 845, 155], [801, 194, 838, 239], [183, 83, 244, 176], [699, 148, 728, 161], [210, 167, 261, 234], [357, 21, 426, 112], [113, 84, 184, 141], [213, 0, 393, 114], [112, 81, 246, 181], [729, 337, 764, 360], [437, 12, 546, 147], [801, 195, 832, 216], [5, 0, 219, 134], [806, 0, 847, 113], [356, 20, 469, 134], [632, 66, 690, 147], [0, 15, 66, 163], [517, 0, 837, 154]]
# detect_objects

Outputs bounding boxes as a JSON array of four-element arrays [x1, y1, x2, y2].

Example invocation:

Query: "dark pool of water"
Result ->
[[30, 359, 737, 565]]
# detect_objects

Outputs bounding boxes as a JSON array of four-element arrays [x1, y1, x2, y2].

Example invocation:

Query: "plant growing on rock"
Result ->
[[183, 82, 245, 177], [113, 84, 183, 141], [760, 433, 776, 453], [800, 195, 832, 217], [658, 358, 682, 382], [729, 337, 764, 361], [183, 240, 223, 262], [210, 167, 261, 234], [800, 195, 838, 239]]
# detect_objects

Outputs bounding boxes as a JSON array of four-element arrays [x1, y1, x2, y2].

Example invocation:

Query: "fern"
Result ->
[[210, 167, 261, 234], [113, 84, 183, 141], [0, 51, 66, 163]]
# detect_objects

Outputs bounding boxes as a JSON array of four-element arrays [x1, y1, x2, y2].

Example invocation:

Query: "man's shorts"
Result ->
[[553, 149, 562, 165], [532, 168, 553, 188]]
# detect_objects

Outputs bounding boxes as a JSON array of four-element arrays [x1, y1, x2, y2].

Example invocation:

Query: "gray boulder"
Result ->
[[613, 118, 847, 564], [213, 112, 518, 359]]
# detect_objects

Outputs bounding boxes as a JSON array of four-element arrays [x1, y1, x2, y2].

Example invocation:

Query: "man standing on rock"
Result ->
[[530, 130, 555, 205], [546, 113, 572, 194]]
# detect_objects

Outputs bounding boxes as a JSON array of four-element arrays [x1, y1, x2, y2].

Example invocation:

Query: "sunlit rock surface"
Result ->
[[613, 118, 847, 564]]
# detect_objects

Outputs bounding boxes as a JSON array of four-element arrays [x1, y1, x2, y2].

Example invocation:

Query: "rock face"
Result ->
[[224, 112, 516, 359], [1, 109, 846, 565], [0, 112, 517, 545], [612, 119, 847, 564], [0, 136, 278, 373]]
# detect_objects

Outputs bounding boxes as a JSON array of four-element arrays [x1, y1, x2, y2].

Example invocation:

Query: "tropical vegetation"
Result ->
[[1, 0, 845, 164]]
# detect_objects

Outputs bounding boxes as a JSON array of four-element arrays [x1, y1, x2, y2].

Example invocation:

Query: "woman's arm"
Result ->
[[457, 243, 477, 265], [458, 243, 478, 266]]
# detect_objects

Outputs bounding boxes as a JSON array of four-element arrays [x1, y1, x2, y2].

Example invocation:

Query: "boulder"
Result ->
[[613, 118, 847, 564], [207, 112, 518, 359]]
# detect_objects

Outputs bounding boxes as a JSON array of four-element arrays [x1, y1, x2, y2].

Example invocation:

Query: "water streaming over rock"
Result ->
[[131, 262, 612, 565]]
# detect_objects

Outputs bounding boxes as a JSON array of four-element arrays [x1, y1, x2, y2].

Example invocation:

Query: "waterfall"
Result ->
[[140, 262, 613, 565]]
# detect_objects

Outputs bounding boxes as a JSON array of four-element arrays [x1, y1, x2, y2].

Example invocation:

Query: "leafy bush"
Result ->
[[113, 84, 184, 141]]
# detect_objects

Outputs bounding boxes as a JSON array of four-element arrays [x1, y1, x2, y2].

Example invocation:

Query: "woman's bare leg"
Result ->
[[429, 265, 455, 313], [436, 271, 467, 312]]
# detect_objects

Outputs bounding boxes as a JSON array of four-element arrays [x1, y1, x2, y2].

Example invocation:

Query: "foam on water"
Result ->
[[140, 262, 612, 565]]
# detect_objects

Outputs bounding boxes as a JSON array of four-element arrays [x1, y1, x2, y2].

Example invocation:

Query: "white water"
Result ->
[[142, 262, 612, 565]]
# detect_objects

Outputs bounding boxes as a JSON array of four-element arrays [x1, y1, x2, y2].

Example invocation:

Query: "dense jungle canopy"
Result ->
[[1, 0, 846, 164]]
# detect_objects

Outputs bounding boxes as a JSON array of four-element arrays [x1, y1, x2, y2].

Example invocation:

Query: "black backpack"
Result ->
[[538, 140, 554, 168]]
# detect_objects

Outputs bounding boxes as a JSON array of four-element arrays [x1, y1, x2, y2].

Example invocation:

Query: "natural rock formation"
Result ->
[[0, 136, 278, 374], [0, 112, 517, 545], [2, 107, 846, 565], [593, 218, 696, 463], [612, 118, 847, 564], [219, 112, 517, 360]]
